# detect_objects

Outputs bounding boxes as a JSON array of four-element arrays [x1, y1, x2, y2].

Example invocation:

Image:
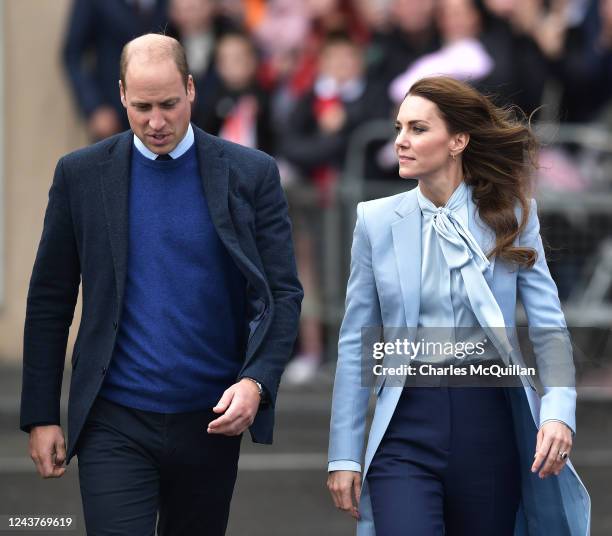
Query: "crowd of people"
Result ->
[[62, 0, 612, 383]]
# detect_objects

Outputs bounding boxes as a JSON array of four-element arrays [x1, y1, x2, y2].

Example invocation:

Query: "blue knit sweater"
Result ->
[[99, 143, 246, 412]]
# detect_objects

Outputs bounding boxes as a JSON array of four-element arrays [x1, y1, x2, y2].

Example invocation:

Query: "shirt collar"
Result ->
[[417, 180, 469, 226], [133, 123, 194, 160], [417, 180, 467, 212]]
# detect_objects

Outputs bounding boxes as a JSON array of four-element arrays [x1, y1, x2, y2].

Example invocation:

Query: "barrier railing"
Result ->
[[312, 120, 612, 350]]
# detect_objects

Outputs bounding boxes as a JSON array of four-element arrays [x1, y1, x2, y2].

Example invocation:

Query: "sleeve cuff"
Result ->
[[22, 422, 58, 433], [539, 387, 576, 435], [539, 418, 575, 436], [328, 460, 362, 473]]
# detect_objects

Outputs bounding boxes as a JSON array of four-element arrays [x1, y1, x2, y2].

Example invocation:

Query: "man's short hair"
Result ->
[[120, 33, 190, 91]]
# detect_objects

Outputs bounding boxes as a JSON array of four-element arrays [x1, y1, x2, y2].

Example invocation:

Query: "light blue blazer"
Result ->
[[328, 187, 591, 535]]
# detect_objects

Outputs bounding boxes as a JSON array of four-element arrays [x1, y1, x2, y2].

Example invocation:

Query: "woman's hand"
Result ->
[[531, 420, 573, 478], [327, 470, 362, 520]]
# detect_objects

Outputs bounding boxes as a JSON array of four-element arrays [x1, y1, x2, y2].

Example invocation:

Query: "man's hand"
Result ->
[[88, 106, 121, 140], [531, 420, 573, 478], [29, 425, 67, 479], [318, 104, 346, 134], [207, 379, 261, 436], [327, 470, 361, 520]]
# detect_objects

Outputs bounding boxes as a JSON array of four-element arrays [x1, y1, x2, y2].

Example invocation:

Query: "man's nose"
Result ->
[[149, 109, 166, 131]]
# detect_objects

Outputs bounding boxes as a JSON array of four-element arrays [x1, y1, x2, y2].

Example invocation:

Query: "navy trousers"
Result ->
[[367, 387, 521, 536], [75, 396, 242, 536]]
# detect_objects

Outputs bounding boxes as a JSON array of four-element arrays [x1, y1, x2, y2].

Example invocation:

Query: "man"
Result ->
[[21, 34, 302, 535], [63, 0, 170, 139]]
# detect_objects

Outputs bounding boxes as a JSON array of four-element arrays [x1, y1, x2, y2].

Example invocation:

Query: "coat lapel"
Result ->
[[195, 129, 233, 243], [193, 127, 265, 292], [391, 190, 421, 328], [390, 185, 498, 330], [99, 131, 132, 311]]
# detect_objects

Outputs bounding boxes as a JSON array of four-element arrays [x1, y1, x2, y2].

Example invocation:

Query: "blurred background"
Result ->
[[0, 0, 611, 534]]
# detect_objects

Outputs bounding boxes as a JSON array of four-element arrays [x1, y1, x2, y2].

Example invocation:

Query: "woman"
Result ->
[[327, 76, 590, 535], [388, 0, 548, 116]]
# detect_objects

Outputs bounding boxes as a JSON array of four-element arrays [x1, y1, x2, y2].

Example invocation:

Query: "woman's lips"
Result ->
[[398, 156, 416, 163]]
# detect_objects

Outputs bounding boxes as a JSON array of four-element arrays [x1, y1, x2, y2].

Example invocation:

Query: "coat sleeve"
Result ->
[[20, 158, 81, 432], [62, 0, 103, 117], [237, 157, 303, 406], [517, 198, 576, 433], [328, 202, 382, 472]]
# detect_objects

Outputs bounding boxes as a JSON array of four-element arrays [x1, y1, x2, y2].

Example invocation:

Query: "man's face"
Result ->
[[169, 0, 215, 35], [319, 42, 363, 85], [120, 57, 195, 154], [216, 36, 257, 90]]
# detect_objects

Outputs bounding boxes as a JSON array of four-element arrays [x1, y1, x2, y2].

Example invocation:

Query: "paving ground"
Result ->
[[0, 365, 610, 535]]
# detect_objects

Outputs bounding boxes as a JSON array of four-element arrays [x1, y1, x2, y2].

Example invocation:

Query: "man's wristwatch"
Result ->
[[243, 377, 266, 402]]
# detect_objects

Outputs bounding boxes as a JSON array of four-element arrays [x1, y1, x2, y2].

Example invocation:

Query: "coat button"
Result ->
[[101, 367, 107, 375]]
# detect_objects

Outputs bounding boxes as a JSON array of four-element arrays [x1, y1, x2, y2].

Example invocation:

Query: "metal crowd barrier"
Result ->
[[312, 120, 612, 361]]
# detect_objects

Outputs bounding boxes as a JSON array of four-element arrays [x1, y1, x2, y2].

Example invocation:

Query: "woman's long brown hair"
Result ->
[[408, 76, 538, 268]]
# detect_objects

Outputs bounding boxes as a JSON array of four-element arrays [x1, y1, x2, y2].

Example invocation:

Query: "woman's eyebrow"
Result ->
[[395, 119, 431, 126]]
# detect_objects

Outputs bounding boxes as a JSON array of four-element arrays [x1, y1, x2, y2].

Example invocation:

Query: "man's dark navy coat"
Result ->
[[20, 125, 303, 463]]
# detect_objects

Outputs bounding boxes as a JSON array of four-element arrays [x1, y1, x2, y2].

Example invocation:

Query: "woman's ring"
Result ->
[[559, 451, 568, 460]]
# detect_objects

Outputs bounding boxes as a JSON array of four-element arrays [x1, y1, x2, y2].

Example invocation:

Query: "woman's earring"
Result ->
[[451, 152, 456, 161]]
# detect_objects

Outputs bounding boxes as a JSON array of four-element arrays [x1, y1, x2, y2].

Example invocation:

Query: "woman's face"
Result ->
[[392, 0, 436, 34], [437, 0, 481, 42], [394, 95, 463, 180]]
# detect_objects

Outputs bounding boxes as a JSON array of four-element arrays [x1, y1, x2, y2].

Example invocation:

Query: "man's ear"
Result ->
[[119, 80, 127, 108], [187, 74, 195, 103]]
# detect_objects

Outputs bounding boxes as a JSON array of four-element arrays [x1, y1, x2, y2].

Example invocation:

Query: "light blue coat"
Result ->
[[328, 187, 591, 535]]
